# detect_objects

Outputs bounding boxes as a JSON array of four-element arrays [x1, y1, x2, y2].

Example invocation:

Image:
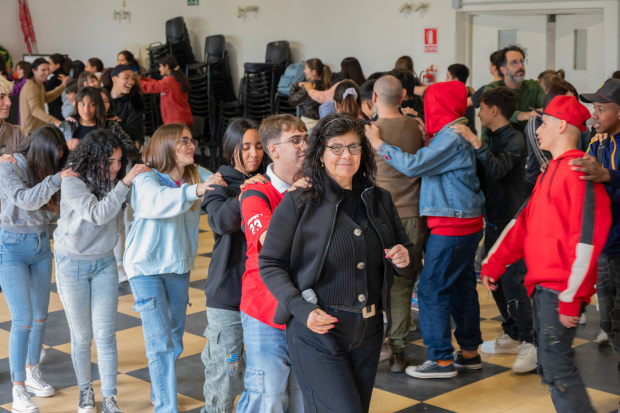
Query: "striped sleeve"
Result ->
[[481, 197, 531, 281]]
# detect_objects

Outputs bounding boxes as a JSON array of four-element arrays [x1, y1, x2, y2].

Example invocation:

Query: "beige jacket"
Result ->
[[20, 79, 64, 135]]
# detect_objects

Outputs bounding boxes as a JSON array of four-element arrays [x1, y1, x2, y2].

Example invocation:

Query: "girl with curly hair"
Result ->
[[258, 113, 416, 413], [0, 126, 77, 413], [53, 129, 151, 413], [123, 123, 224, 412]]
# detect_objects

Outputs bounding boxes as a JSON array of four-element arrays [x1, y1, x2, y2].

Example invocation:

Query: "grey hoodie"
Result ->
[[54, 177, 130, 261], [0, 153, 61, 234]]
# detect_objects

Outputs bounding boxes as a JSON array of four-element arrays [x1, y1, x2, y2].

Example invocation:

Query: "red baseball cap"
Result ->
[[531, 95, 590, 132]]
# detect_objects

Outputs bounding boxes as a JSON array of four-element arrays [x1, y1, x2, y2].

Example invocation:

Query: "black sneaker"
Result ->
[[453, 350, 483, 370], [103, 395, 123, 413], [405, 360, 458, 378], [78, 382, 96, 413]]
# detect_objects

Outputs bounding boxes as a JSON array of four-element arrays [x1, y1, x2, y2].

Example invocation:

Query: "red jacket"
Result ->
[[482, 149, 611, 316], [140, 76, 193, 126]]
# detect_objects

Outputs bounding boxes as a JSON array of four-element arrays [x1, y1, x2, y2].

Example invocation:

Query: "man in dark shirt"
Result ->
[[446, 64, 477, 136]]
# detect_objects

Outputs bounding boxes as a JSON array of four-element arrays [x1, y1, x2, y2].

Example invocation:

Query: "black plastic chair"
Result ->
[[265, 41, 290, 65], [166, 17, 186, 41]]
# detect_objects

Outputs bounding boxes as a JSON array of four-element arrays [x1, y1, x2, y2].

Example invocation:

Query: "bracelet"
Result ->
[[120, 179, 131, 188]]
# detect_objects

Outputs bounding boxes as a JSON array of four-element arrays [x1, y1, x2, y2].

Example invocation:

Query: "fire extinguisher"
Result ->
[[420, 65, 436, 85]]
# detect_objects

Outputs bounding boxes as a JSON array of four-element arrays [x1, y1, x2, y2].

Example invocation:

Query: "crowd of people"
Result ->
[[0, 43, 618, 413]]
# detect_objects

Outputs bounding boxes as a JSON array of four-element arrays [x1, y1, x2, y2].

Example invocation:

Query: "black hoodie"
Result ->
[[45, 68, 66, 121], [111, 93, 145, 146], [202, 165, 259, 311]]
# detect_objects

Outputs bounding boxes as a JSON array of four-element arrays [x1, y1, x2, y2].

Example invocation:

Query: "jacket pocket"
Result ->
[[216, 263, 245, 307], [132, 297, 165, 339], [523, 236, 566, 270], [146, 227, 161, 255]]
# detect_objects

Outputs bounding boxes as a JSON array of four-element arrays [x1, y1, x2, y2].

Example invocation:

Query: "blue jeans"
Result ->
[[55, 253, 119, 397], [129, 273, 190, 413], [0, 230, 52, 382], [418, 230, 483, 361], [236, 312, 303, 413]]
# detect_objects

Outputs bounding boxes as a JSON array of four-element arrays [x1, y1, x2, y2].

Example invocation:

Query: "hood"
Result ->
[[217, 165, 261, 192], [424, 82, 467, 136], [113, 92, 145, 112]]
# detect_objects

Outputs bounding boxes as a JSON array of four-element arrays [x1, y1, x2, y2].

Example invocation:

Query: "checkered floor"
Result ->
[[0, 215, 618, 412]]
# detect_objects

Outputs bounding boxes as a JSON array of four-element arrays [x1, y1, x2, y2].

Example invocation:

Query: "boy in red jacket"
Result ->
[[481, 95, 611, 413]]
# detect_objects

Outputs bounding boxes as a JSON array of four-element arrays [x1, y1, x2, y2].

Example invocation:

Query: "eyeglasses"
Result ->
[[507, 59, 528, 68], [273, 136, 308, 149], [176, 138, 198, 147], [326, 144, 362, 155]]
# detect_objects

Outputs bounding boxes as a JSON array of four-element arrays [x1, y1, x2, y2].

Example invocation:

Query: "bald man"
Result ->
[[372, 75, 426, 372]]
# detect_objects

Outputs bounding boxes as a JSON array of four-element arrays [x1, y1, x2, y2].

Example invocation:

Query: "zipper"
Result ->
[[311, 193, 344, 285]]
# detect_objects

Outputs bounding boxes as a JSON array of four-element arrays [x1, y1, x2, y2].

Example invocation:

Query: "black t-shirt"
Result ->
[[73, 124, 97, 140]]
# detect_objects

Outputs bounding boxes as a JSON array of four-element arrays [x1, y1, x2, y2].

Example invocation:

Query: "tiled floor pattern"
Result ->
[[0, 215, 618, 412]]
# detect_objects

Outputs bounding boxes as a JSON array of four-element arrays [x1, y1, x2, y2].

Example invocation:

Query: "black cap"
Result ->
[[111, 64, 133, 77], [580, 78, 620, 105]]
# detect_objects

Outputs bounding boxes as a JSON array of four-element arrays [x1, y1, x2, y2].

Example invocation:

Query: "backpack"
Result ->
[[277, 63, 306, 96]]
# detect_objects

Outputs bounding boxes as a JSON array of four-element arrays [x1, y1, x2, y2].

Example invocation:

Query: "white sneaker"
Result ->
[[25, 365, 54, 397], [12, 385, 39, 413], [598, 328, 610, 344], [481, 333, 520, 354], [512, 342, 537, 373], [579, 313, 587, 325], [117, 266, 128, 283]]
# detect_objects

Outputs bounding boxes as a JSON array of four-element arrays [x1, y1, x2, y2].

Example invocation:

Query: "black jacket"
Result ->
[[475, 124, 526, 225], [45, 68, 66, 121], [111, 93, 145, 146], [57, 119, 140, 161], [202, 165, 257, 311], [258, 177, 416, 330], [288, 80, 325, 120]]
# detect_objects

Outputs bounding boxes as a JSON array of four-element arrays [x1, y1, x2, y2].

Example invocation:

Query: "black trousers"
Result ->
[[286, 306, 384, 413]]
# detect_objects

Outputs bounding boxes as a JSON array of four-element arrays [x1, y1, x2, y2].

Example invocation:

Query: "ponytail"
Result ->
[[159, 56, 191, 93], [49, 53, 72, 74], [334, 80, 361, 119], [306, 58, 332, 89], [323, 66, 333, 90]]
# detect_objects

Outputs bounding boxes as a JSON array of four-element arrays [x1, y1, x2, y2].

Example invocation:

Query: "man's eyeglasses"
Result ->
[[326, 144, 362, 156], [273, 136, 308, 149], [176, 138, 198, 147], [507, 59, 528, 68]]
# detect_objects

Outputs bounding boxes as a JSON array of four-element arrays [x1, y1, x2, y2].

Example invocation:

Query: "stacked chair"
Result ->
[[165, 17, 196, 68], [143, 41, 169, 135], [241, 41, 291, 122]]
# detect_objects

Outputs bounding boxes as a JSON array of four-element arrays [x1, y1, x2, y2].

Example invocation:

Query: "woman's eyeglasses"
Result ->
[[326, 144, 362, 155], [176, 138, 198, 148], [273, 136, 308, 149]]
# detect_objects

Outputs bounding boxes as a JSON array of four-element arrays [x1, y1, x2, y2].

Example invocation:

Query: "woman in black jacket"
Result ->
[[200, 118, 267, 413], [46, 53, 72, 121], [258, 113, 416, 413], [289, 58, 331, 132]]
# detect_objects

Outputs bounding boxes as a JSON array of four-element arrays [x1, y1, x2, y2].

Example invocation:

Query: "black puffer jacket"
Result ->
[[202, 165, 259, 311], [57, 119, 140, 161], [288, 80, 325, 120], [111, 93, 145, 146], [258, 177, 416, 330], [475, 124, 526, 225]]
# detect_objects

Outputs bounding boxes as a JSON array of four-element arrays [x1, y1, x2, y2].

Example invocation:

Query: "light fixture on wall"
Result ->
[[237, 5, 259, 18], [398, 2, 429, 12]]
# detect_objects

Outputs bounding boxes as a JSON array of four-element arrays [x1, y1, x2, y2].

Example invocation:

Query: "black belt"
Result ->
[[324, 304, 377, 318]]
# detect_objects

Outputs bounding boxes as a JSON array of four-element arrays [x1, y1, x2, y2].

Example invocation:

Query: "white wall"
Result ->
[[0, 0, 30, 65], [0, 0, 458, 90]]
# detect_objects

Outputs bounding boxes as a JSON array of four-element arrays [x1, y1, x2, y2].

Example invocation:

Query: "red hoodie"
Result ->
[[140, 76, 193, 126], [482, 149, 611, 316]]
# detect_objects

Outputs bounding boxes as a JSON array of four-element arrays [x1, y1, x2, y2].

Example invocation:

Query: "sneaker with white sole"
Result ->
[[12, 385, 38, 413], [103, 395, 123, 413], [25, 365, 54, 397], [481, 332, 520, 354], [512, 342, 537, 373], [579, 313, 587, 325], [405, 360, 458, 379], [453, 351, 482, 370], [78, 382, 96, 413], [598, 329, 610, 344]]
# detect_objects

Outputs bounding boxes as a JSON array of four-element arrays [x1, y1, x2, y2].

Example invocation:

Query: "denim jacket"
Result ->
[[377, 117, 484, 218]]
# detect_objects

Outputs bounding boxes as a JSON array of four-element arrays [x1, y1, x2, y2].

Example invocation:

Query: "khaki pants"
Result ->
[[389, 216, 426, 353]]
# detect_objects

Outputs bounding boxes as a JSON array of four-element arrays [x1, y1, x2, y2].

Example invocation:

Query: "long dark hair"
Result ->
[[15, 61, 31, 80], [26, 58, 48, 80], [222, 118, 267, 173], [395, 56, 414, 72], [301, 113, 376, 205], [15, 126, 69, 213], [49, 53, 72, 74], [66, 129, 127, 200], [334, 80, 361, 119], [306, 58, 332, 89], [340, 57, 366, 87], [159, 56, 191, 93], [74, 86, 107, 129], [118, 50, 142, 74]]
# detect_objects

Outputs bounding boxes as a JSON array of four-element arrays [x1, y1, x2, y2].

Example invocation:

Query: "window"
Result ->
[[498, 30, 517, 49], [574, 29, 587, 70]]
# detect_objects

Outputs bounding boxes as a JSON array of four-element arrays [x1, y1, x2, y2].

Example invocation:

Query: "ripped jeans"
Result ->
[[485, 224, 533, 343], [129, 272, 190, 413], [0, 230, 52, 382], [533, 287, 594, 413]]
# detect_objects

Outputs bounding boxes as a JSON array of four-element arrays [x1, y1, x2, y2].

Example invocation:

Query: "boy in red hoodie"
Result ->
[[481, 95, 611, 413]]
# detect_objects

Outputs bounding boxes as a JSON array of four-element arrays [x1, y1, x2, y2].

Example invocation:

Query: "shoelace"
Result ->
[[418, 360, 436, 371], [15, 386, 35, 404], [82, 385, 95, 406], [105, 396, 123, 413], [453, 351, 461, 361], [29, 366, 47, 387]]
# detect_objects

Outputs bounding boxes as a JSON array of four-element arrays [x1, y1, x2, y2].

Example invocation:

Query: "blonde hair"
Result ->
[[0, 76, 14, 95], [142, 123, 203, 210]]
